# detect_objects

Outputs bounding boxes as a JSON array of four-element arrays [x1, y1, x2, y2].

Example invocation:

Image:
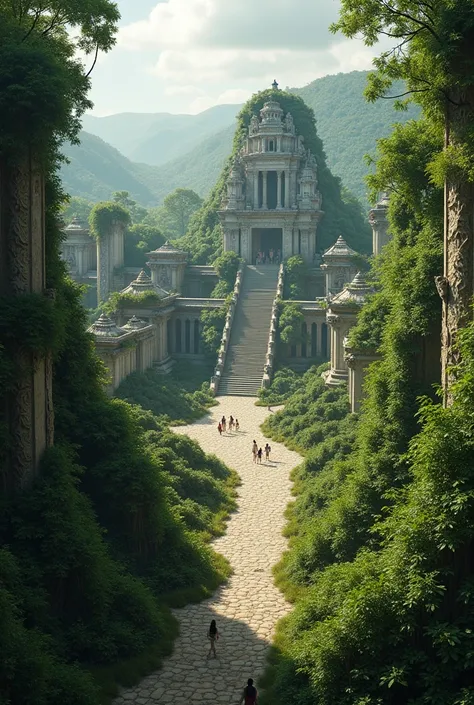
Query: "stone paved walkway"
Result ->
[[114, 397, 301, 705]]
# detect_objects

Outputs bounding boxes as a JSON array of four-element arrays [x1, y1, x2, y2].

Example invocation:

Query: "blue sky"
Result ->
[[87, 0, 381, 116]]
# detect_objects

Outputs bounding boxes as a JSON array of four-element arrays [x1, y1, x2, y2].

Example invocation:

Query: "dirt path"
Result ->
[[113, 397, 300, 705]]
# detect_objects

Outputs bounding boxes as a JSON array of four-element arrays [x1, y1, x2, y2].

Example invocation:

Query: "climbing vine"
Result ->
[[89, 201, 131, 240]]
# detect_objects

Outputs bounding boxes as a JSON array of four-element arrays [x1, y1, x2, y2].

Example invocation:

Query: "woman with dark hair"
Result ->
[[207, 619, 219, 658], [240, 678, 258, 704]]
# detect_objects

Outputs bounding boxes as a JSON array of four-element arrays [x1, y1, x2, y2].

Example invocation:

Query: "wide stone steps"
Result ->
[[217, 265, 280, 397]]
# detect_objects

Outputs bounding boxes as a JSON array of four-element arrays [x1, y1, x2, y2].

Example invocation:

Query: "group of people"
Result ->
[[255, 248, 281, 266], [218, 415, 239, 435], [207, 620, 258, 704], [252, 440, 271, 464]]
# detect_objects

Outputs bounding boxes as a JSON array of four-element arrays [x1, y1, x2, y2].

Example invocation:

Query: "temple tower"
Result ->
[[369, 192, 390, 256], [321, 235, 359, 297], [219, 91, 323, 264]]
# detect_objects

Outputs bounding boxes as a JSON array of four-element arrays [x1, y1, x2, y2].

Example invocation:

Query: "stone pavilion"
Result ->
[[219, 99, 323, 264]]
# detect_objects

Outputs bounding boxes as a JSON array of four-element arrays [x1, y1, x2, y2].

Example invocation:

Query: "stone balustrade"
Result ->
[[210, 263, 245, 396], [262, 263, 284, 388]]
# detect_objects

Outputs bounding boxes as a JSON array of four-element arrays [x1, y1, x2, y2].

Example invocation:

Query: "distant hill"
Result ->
[[61, 71, 421, 207], [82, 104, 240, 166], [293, 71, 420, 204]]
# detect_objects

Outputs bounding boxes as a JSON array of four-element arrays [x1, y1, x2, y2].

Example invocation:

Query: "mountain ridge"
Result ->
[[61, 71, 420, 207]]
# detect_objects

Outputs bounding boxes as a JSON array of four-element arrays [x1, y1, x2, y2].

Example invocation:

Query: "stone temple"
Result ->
[[219, 100, 323, 264]]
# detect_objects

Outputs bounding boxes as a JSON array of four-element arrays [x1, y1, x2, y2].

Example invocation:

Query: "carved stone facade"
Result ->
[[369, 192, 391, 257], [147, 241, 188, 293], [219, 98, 323, 264], [321, 235, 359, 297], [325, 272, 373, 386], [0, 151, 54, 489]]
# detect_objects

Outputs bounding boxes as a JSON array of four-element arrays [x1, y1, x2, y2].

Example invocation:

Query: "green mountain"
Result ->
[[61, 71, 420, 208], [82, 104, 239, 165], [293, 71, 420, 204]]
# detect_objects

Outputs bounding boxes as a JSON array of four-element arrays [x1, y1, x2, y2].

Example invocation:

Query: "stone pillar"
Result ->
[[97, 230, 111, 303], [263, 171, 268, 209], [282, 226, 293, 260], [241, 226, 251, 262], [0, 151, 54, 490], [369, 196, 390, 257], [277, 171, 282, 209], [254, 171, 259, 209], [325, 313, 349, 385], [285, 170, 290, 207]]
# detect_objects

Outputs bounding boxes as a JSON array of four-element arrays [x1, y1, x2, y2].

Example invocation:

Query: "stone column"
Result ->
[[277, 171, 282, 209], [285, 170, 290, 207], [253, 171, 259, 209], [282, 226, 293, 260], [97, 230, 111, 303], [263, 171, 268, 209], [0, 151, 54, 490]]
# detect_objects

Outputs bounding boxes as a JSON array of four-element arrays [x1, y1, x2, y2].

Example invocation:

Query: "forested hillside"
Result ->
[[61, 71, 418, 208], [82, 103, 239, 165], [295, 71, 420, 204]]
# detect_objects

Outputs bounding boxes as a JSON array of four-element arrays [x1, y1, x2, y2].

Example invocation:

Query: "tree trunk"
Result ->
[[440, 91, 474, 405]]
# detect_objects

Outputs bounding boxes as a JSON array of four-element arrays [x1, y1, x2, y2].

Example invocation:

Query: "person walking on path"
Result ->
[[207, 619, 219, 659], [229, 415, 234, 431], [221, 416, 226, 433], [265, 443, 271, 461], [252, 440, 258, 463], [240, 678, 258, 705], [218, 423, 222, 436], [257, 447, 263, 464], [235, 418, 240, 431]]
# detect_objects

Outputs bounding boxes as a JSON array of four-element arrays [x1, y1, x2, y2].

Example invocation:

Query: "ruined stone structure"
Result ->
[[321, 235, 359, 297], [0, 151, 54, 489], [325, 272, 373, 387], [219, 100, 323, 264], [369, 192, 390, 257]]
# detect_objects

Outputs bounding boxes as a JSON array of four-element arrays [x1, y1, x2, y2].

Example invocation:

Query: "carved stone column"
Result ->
[[277, 171, 282, 208], [285, 170, 290, 207], [254, 170, 259, 209], [263, 171, 268, 209], [0, 151, 54, 490], [97, 229, 111, 303]]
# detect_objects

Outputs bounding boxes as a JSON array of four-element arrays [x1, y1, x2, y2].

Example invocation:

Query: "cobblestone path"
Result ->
[[114, 397, 301, 705]]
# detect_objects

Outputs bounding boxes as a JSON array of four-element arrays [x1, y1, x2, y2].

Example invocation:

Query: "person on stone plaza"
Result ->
[[240, 678, 258, 705], [218, 422, 222, 436], [276, 248, 282, 264], [265, 443, 271, 461], [257, 447, 263, 464], [221, 415, 226, 432], [229, 415, 234, 431], [252, 440, 258, 463], [235, 418, 240, 432], [207, 619, 219, 659], [269, 248, 274, 264]]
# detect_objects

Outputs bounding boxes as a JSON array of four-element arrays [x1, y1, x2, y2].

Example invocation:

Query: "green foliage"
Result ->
[[200, 301, 228, 362], [112, 190, 147, 223], [115, 362, 216, 426], [213, 251, 241, 290], [124, 223, 165, 268], [89, 201, 131, 239], [61, 195, 94, 223], [279, 302, 305, 346], [257, 366, 308, 406], [103, 290, 162, 315], [265, 320, 474, 705], [284, 256, 309, 300]]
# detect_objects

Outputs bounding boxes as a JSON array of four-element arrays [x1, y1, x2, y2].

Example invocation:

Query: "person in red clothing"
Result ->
[[240, 678, 257, 705]]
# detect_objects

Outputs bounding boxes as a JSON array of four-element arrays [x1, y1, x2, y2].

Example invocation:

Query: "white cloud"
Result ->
[[87, 0, 382, 115]]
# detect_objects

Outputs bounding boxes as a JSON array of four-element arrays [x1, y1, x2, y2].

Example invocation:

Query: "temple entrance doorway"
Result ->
[[251, 227, 282, 264]]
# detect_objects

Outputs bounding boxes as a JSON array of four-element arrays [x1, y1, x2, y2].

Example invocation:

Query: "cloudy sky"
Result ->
[[87, 0, 380, 116]]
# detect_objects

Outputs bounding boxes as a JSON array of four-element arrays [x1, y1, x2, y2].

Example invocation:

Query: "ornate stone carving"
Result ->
[[435, 275, 449, 302]]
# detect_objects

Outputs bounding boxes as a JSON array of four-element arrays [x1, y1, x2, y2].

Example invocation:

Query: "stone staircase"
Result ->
[[218, 265, 279, 396]]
